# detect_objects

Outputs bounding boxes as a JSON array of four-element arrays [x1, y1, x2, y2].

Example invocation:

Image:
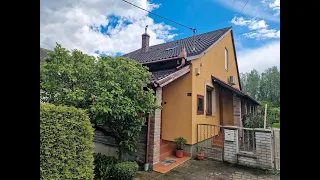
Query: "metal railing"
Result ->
[[238, 127, 256, 153]]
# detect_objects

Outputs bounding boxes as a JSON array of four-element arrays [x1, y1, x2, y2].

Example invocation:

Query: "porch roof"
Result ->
[[151, 65, 190, 87], [211, 75, 259, 105]]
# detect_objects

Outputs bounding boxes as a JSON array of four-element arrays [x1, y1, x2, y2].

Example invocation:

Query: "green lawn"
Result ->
[[272, 123, 280, 128]]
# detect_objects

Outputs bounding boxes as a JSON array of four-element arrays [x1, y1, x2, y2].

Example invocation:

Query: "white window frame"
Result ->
[[225, 48, 228, 71], [205, 82, 216, 117]]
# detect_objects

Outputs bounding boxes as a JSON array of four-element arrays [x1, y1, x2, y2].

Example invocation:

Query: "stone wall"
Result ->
[[237, 153, 258, 167], [223, 127, 274, 170], [223, 127, 238, 164], [255, 130, 273, 169], [93, 124, 148, 165]]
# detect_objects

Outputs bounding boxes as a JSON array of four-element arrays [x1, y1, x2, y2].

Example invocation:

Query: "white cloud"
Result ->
[[214, 0, 280, 22], [269, 0, 280, 16], [269, 0, 280, 9], [261, 0, 280, 16], [248, 20, 268, 30], [231, 17, 268, 30], [231, 16, 252, 26], [237, 41, 280, 73], [231, 16, 279, 39], [40, 0, 177, 56], [243, 29, 280, 39]]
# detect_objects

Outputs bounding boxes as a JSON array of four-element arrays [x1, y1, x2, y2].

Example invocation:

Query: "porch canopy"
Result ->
[[211, 75, 259, 105]]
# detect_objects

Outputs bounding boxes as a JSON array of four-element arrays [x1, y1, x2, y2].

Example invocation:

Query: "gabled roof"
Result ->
[[122, 27, 232, 64]]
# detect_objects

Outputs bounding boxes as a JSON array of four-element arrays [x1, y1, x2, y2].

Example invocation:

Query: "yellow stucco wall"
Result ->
[[190, 31, 240, 144], [160, 31, 240, 145], [161, 72, 193, 144]]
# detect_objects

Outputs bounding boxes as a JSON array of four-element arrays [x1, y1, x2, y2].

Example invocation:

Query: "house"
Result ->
[[40, 26, 259, 172], [122, 26, 259, 170]]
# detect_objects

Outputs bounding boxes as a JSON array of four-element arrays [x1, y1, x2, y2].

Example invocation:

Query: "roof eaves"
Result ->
[[186, 27, 232, 61], [211, 75, 259, 105], [154, 65, 190, 87]]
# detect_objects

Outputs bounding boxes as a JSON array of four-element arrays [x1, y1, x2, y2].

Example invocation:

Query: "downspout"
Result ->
[[144, 116, 151, 171]]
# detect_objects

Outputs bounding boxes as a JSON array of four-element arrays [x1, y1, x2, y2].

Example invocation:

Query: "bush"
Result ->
[[172, 137, 187, 150], [244, 113, 270, 128], [269, 107, 280, 123], [110, 162, 138, 180], [40, 103, 94, 180], [94, 153, 119, 179]]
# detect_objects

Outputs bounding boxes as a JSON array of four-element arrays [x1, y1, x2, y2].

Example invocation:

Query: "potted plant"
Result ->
[[172, 137, 187, 158], [196, 147, 205, 160]]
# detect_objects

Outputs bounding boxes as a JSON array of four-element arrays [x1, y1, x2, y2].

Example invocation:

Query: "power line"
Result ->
[[236, 0, 249, 17], [120, 0, 195, 31]]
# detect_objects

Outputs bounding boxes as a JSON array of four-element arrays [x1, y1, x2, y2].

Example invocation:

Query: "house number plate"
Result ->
[[224, 130, 234, 141]]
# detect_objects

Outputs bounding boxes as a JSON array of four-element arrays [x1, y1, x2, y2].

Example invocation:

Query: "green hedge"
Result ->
[[40, 103, 94, 180], [111, 162, 139, 180]]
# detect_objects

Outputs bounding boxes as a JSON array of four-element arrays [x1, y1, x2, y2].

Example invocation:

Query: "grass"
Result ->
[[272, 123, 280, 128]]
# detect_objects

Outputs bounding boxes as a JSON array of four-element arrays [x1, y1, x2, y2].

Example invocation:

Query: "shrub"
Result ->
[[40, 103, 94, 180], [110, 162, 139, 180], [93, 153, 119, 179], [269, 107, 280, 123], [172, 137, 187, 150]]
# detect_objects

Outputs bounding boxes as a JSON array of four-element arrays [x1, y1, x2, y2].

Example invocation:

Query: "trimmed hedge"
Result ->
[[111, 162, 139, 180], [40, 103, 94, 180]]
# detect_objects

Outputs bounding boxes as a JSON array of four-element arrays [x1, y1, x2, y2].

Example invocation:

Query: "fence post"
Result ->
[[223, 126, 238, 164], [255, 128, 273, 169]]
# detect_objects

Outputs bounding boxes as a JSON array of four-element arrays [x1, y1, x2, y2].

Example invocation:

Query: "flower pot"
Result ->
[[176, 149, 184, 158], [196, 153, 204, 160]]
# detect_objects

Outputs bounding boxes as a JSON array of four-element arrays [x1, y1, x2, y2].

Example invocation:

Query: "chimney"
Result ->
[[142, 25, 150, 52]]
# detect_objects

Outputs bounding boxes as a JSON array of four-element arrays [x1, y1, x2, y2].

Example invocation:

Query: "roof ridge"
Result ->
[[122, 26, 232, 56]]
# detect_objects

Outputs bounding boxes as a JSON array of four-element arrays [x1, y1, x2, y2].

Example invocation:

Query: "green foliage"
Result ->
[[40, 43, 159, 158], [240, 66, 280, 107], [93, 153, 119, 180], [240, 69, 260, 99], [272, 123, 280, 128], [269, 107, 280, 123], [110, 162, 139, 180], [244, 106, 272, 128], [172, 137, 187, 150], [40, 103, 94, 180], [244, 100, 280, 128]]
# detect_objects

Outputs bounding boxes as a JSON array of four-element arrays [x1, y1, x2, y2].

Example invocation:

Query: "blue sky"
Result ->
[[40, 0, 280, 73]]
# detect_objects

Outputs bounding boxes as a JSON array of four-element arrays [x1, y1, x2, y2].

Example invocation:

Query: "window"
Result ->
[[206, 89, 212, 115], [197, 95, 204, 115], [205, 86, 216, 116], [225, 48, 228, 71]]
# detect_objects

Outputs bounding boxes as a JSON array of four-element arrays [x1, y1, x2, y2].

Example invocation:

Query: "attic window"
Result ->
[[165, 46, 178, 51]]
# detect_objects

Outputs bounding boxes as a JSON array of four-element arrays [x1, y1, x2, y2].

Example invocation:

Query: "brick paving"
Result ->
[[134, 159, 280, 180]]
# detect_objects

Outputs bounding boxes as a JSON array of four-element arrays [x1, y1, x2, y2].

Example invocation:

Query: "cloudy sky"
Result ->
[[40, 0, 280, 73]]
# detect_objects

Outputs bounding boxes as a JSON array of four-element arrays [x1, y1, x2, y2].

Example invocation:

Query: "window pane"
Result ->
[[225, 48, 228, 70], [197, 95, 204, 114], [206, 90, 211, 114]]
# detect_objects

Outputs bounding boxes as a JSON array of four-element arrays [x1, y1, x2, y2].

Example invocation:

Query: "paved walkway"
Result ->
[[135, 159, 280, 180]]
